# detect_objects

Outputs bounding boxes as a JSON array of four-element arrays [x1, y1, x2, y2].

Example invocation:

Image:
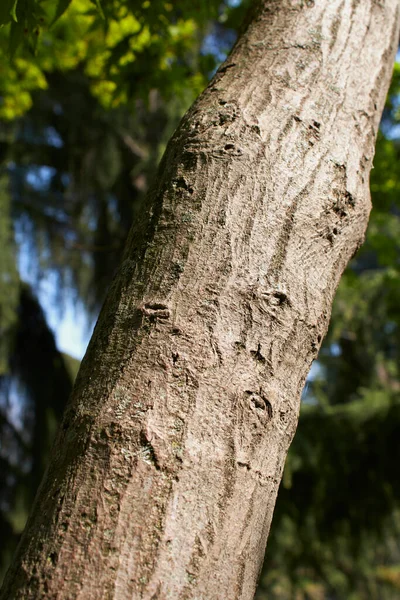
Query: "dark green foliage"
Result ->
[[0, 174, 19, 375], [52, 0, 74, 26], [0, 285, 73, 582], [0, 0, 18, 26], [259, 399, 400, 599]]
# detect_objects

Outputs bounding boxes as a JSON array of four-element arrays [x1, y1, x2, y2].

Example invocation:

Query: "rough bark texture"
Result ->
[[2, 1, 399, 599]]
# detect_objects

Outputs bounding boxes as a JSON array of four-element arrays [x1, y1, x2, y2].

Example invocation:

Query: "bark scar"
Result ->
[[141, 302, 170, 319]]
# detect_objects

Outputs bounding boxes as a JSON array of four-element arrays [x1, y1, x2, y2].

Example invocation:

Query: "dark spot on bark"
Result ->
[[279, 410, 290, 428], [48, 552, 57, 566], [174, 177, 194, 194], [139, 432, 161, 470], [251, 343, 266, 363], [308, 120, 320, 142], [245, 391, 273, 422], [258, 396, 272, 420], [52, 488, 60, 499], [172, 352, 179, 365], [333, 189, 355, 218], [333, 161, 345, 171], [61, 412, 72, 432], [224, 143, 235, 151], [237, 461, 250, 469], [272, 291, 288, 306], [98, 427, 111, 442], [345, 190, 355, 207], [333, 203, 347, 218], [327, 230, 335, 243], [253, 396, 272, 417], [219, 99, 227, 105], [145, 302, 167, 310], [317, 334, 322, 342], [170, 262, 185, 281], [218, 63, 236, 74], [219, 113, 229, 125], [143, 302, 170, 320], [234, 341, 246, 351], [180, 150, 197, 170]]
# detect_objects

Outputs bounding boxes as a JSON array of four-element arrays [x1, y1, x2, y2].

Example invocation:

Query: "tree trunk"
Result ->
[[2, 1, 399, 599]]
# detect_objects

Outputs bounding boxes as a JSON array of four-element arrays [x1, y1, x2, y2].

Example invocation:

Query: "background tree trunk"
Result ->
[[1, 1, 399, 599]]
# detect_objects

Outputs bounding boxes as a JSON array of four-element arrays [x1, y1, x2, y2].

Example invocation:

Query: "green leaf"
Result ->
[[10, 0, 18, 22], [90, 0, 105, 20], [51, 0, 73, 26], [0, 0, 17, 25], [28, 30, 40, 56], [8, 18, 24, 57]]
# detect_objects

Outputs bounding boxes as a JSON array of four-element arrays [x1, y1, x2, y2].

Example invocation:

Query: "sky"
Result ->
[[17, 240, 95, 360]]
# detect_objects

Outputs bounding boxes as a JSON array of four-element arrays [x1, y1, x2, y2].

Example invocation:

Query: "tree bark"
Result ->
[[2, 1, 399, 599]]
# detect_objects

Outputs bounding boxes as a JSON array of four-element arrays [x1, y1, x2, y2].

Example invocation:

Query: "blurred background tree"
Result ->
[[1, 1, 400, 598]]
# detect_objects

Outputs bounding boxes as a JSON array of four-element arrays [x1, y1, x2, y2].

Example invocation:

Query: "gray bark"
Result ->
[[1, 1, 399, 599]]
